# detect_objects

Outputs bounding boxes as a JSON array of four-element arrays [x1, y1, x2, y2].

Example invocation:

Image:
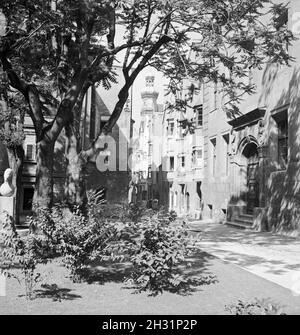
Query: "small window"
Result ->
[[169, 156, 174, 171], [148, 166, 152, 179], [278, 118, 288, 169], [25, 144, 35, 161], [192, 149, 202, 167], [196, 149, 202, 166], [196, 181, 202, 209], [180, 156, 185, 168], [23, 187, 34, 211], [148, 143, 153, 156], [194, 105, 203, 127], [140, 121, 145, 133], [168, 120, 175, 136], [180, 184, 185, 195]]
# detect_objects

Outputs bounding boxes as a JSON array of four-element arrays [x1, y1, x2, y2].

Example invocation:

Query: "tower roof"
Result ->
[[141, 74, 159, 100]]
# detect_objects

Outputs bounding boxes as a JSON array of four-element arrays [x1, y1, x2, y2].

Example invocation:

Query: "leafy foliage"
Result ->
[[0, 0, 293, 125], [0, 75, 26, 149], [225, 299, 286, 315], [22, 198, 203, 296], [27, 205, 122, 282], [0, 0, 294, 209], [125, 210, 198, 295], [0, 213, 46, 299]]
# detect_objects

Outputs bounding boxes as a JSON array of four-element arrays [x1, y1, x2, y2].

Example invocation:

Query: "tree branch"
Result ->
[[81, 34, 173, 161], [0, 53, 47, 138]]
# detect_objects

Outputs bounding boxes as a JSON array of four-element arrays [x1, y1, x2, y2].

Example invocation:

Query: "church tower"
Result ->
[[141, 74, 159, 116]]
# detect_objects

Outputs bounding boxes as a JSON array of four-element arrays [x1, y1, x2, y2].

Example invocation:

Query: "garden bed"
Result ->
[[1, 250, 300, 315]]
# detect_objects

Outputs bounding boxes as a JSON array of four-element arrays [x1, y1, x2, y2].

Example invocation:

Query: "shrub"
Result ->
[[28, 204, 127, 282], [0, 214, 47, 300], [169, 210, 178, 222], [125, 209, 198, 295], [225, 299, 286, 315], [24, 200, 201, 294]]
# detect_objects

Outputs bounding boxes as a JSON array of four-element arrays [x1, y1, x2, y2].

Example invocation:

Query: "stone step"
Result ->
[[235, 217, 253, 225], [225, 221, 254, 230], [239, 213, 254, 220]]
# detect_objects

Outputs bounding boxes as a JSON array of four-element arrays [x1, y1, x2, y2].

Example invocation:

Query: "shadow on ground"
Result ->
[[24, 284, 82, 302], [189, 222, 300, 277], [77, 250, 218, 296]]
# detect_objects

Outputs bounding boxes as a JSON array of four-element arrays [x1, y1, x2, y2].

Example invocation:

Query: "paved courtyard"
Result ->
[[189, 221, 300, 294]]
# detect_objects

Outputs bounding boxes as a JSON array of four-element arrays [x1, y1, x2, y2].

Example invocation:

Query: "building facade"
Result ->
[[200, 0, 300, 235], [132, 0, 300, 235], [132, 74, 205, 218], [132, 74, 165, 207], [161, 79, 205, 218]]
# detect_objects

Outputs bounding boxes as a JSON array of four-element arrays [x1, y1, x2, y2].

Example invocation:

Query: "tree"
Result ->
[[0, 71, 26, 223], [0, 0, 293, 212]]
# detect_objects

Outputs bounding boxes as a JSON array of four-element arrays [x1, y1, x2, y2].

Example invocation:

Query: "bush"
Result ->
[[124, 209, 197, 295], [225, 299, 286, 315], [0, 214, 47, 300], [24, 200, 201, 294], [28, 205, 126, 282]]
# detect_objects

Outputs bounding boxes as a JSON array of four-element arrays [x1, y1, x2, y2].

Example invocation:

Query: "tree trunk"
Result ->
[[32, 140, 54, 211], [6, 145, 24, 225], [64, 124, 87, 212]]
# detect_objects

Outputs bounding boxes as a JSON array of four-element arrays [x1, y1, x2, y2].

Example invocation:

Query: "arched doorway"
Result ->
[[242, 142, 259, 214]]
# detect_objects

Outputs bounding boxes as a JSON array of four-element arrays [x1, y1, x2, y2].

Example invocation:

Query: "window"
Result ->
[[140, 121, 145, 133], [25, 144, 35, 161], [186, 192, 190, 212], [273, 109, 288, 170], [196, 149, 202, 167], [181, 156, 185, 168], [180, 184, 185, 195], [169, 156, 174, 171], [148, 166, 152, 179], [148, 143, 153, 157], [194, 105, 203, 127], [192, 149, 202, 167], [222, 134, 230, 175], [278, 118, 288, 169], [167, 120, 175, 136], [196, 181, 202, 209], [23, 187, 34, 211], [210, 138, 217, 176]]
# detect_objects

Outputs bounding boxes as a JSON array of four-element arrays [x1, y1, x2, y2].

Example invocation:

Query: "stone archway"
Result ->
[[241, 141, 259, 214]]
